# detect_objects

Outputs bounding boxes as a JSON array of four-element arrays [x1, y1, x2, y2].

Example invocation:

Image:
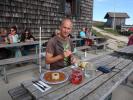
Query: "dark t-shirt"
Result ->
[[46, 36, 74, 70]]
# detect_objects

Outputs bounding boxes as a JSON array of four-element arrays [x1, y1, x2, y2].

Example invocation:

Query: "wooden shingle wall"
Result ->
[[0, 0, 93, 37]]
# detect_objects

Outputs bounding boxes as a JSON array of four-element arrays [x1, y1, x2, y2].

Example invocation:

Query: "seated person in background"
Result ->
[[85, 28, 93, 46], [79, 27, 86, 46], [0, 28, 12, 59], [20, 28, 36, 55], [8, 26, 20, 43], [127, 33, 133, 46], [8, 26, 22, 57], [45, 18, 76, 70], [80, 27, 86, 38]]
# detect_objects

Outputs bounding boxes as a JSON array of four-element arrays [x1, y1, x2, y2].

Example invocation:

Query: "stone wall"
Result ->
[[0, 0, 93, 37]]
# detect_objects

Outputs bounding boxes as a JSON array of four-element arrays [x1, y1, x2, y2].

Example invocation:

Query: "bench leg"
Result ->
[[3, 65, 8, 83]]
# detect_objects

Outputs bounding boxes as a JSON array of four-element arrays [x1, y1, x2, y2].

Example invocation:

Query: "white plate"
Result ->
[[40, 71, 68, 84]]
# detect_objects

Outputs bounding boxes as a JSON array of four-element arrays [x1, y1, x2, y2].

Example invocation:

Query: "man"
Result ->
[[45, 18, 76, 70]]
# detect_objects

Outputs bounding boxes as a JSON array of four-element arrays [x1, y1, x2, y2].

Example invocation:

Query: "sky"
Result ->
[[93, 0, 133, 25]]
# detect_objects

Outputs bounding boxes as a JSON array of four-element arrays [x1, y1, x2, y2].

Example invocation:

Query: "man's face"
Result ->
[[60, 20, 72, 39]]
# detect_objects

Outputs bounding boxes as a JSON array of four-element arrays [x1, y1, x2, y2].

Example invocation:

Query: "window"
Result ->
[[59, 0, 80, 17]]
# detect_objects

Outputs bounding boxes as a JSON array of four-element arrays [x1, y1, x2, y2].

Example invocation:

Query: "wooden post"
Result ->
[[39, 27, 42, 74]]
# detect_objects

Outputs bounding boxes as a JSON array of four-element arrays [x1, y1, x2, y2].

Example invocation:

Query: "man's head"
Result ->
[[59, 18, 73, 39]]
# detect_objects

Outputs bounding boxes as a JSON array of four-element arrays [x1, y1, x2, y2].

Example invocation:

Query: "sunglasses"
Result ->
[[10, 29, 14, 32]]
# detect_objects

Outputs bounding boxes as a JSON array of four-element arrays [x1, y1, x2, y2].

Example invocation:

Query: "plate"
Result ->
[[40, 71, 68, 84]]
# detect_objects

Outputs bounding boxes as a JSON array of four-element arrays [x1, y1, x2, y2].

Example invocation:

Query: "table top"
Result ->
[[0, 40, 47, 48], [21, 54, 133, 100], [115, 45, 133, 54]]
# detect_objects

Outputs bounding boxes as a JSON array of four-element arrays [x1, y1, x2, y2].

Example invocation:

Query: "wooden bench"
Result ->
[[92, 42, 108, 53], [0, 54, 44, 83], [8, 86, 32, 100]]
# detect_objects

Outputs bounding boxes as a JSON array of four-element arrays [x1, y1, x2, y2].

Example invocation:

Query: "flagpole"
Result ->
[[113, 0, 116, 30], [39, 27, 42, 74]]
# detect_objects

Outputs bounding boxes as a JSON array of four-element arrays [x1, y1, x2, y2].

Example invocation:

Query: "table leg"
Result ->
[[3, 65, 8, 83]]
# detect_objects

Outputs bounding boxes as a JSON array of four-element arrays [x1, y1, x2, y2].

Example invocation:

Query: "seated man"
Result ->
[[45, 18, 76, 70]]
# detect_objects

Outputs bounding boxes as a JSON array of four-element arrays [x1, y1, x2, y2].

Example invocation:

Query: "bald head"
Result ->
[[61, 18, 73, 27], [59, 18, 73, 39]]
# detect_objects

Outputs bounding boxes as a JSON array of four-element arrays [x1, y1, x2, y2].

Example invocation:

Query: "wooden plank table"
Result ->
[[16, 54, 133, 100], [115, 45, 133, 55], [0, 40, 47, 83], [0, 40, 47, 48]]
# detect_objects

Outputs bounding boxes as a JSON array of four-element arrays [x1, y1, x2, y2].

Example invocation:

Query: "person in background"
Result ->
[[8, 26, 20, 43], [45, 18, 76, 70], [8, 26, 22, 57], [20, 28, 36, 55], [85, 28, 93, 46], [51, 29, 60, 37], [79, 27, 86, 46], [127, 33, 133, 46], [0, 28, 11, 59]]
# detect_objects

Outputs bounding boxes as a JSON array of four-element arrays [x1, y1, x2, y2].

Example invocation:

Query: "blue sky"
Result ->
[[93, 0, 133, 25]]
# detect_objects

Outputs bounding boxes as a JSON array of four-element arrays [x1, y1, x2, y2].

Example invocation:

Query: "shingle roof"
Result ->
[[104, 12, 129, 19]]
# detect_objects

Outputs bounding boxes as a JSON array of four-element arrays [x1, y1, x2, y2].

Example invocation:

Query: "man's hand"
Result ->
[[64, 50, 72, 57]]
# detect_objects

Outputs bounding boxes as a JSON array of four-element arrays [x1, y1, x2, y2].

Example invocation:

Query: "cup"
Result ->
[[78, 61, 94, 78], [70, 68, 83, 85]]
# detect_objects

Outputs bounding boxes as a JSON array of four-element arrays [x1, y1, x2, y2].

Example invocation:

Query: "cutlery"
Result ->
[[32, 81, 45, 90], [34, 81, 47, 88]]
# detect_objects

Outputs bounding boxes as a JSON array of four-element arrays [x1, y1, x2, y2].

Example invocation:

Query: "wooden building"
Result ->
[[0, 0, 93, 37], [104, 12, 129, 29]]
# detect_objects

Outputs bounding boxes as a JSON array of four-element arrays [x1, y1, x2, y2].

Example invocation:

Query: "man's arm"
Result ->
[[45, 50, 72, 64], [45, 52, 64, 64]]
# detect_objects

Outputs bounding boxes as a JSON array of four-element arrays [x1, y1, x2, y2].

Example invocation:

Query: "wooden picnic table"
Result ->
[[0, 40, 47, 48], [0, 40, 48, 83], [115, 45, 133, 55], [9, 54, 133, 100]]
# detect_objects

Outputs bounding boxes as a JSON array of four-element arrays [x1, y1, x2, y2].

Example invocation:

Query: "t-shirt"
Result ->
[[80, 31, 86, 38], [46, 36, 74, 70], [8, 34, 19, 43]]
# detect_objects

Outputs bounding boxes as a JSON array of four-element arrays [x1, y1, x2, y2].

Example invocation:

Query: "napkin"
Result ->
[[33, 80, 51, 92]]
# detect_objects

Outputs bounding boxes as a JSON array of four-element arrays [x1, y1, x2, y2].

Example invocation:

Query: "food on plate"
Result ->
[[52, 72, 59, 80], [44, 71, 66, 83]]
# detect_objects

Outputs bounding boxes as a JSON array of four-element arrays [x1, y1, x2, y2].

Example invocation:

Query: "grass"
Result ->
[[93, 21, 120, 36]]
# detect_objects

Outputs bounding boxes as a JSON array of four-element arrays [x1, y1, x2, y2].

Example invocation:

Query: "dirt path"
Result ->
[[92, 26, 128, 50]]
